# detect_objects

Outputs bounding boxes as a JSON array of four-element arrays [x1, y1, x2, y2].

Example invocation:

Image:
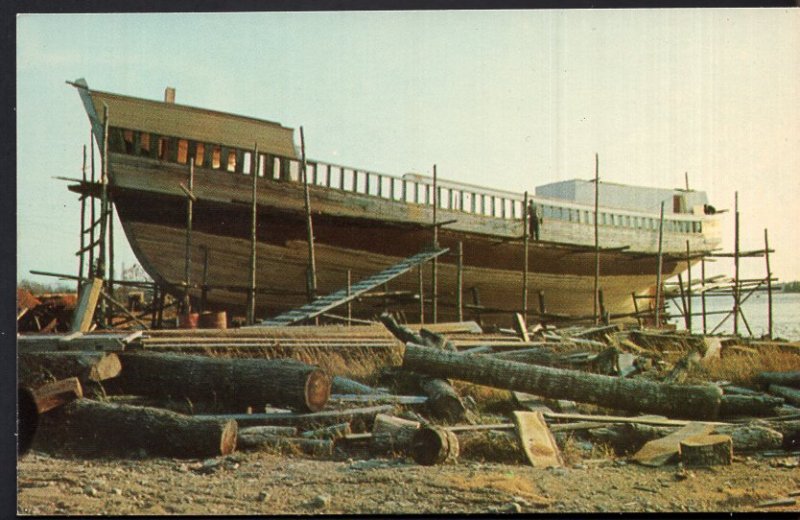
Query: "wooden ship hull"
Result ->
[[69, 80, 722, 323]]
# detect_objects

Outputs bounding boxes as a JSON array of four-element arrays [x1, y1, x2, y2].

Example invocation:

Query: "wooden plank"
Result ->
[[541, 412, 729, 427], [32, 377, 83, 414], [513, 313, 531, 342], [632, 422, 715, 467], [70, 277, 103, 333], [512, 411, 564, 468]]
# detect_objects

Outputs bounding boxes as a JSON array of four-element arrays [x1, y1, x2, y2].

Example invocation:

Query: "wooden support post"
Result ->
[[98, 104, 110, 327], [200, 246, 209, 313], [300, 127, 317, 303], [593, 153, 600, 325], [733, 192, 740, 335], [522, 191, 529, 321], [598, 289, 607, 325], [418, 265, 425, 325], [156, 288, 164, 329], [107, 196, 115, 326], [456, 241, 463, 322], [150, 286, 158, 329], [88, 129, 96, 282], [632, 292, 642, 327], [182, 158, 195, 316], [655, 201, 665, 328], [677, 273, 688, 328], [247, 146, 258, 325], [78, 144, 87, 294], [432, 164, 438, 324], [685, 240, 692, 332], [701, 258, 707, 334], [538, 290, 546, 317], [764, 228, 773, 339], [346, 269, 352, 326]]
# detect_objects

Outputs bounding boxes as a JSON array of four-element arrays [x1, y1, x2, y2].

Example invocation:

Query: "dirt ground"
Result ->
[[17, 449, 800, 515]]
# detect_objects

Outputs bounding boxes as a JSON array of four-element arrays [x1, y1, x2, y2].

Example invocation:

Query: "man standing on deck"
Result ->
[[528, 201, 542, 240]]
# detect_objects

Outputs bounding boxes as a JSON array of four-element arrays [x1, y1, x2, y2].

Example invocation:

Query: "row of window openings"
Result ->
[[112, 128, 701, 234]]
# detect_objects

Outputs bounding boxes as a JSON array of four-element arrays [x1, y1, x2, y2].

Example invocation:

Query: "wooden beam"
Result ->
[[71, 277, 103, 333]]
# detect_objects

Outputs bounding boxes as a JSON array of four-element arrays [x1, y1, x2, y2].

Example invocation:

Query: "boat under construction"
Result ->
[[67, 78, 722, 324]]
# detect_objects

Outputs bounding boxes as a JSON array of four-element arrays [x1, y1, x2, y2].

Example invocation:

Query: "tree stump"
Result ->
[[411, 425, 459, 465], [679, 434, 733, 467]]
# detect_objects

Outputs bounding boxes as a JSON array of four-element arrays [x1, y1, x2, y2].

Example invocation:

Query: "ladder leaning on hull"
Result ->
[[252, 247, 449, 327]]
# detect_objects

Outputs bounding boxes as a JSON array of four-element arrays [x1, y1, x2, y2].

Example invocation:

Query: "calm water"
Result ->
[[668, 291, 800, 341]]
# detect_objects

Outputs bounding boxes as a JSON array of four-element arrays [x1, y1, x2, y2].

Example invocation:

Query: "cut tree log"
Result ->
[[331, 376, 384, 395], [19, 352, 122, 389], [719, 394, 784, 417], [18, 387, 38, 456], [411, 425, 459, 466], [237, 433, 333, 456], [419, 378, 468, 423], [756, 371, 800, 389], [769, 385, 800, 407], [679, 434, 733, 467], [301, 422, 351, 440], [713, 424, 783, 451], [32, 377, 83, 414], [370, 414, 420, 454], [196, 405, 394, 430], [111, 352, 330, 412], [513, 411, 564, 468], [632, 422, 715, 466], [403, 343, 723, 420], [34, 398, 237, 458]]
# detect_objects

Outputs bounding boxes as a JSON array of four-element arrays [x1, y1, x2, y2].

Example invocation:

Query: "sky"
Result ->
[[16, 9, 800, 287]]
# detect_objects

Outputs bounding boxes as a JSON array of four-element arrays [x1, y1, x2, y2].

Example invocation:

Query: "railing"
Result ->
[[109, 126, 706, 235]]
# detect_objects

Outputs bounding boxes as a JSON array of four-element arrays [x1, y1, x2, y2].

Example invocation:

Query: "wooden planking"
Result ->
[[127, 222, 680, 320], [512, 411, 564, 468], [70, 278, 103, 333], [88, 90, 297, 158], [632, 422, 715, 466]]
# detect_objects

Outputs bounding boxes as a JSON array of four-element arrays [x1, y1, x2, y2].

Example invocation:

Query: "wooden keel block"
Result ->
[[411, 426, 459, 466], [679, 434, 733, 467]]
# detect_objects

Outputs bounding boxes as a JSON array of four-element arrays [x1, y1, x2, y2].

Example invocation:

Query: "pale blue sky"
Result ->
[[16, 10, 800, 285]]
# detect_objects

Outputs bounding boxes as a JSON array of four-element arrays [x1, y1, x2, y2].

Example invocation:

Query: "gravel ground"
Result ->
[[17, 450, 800, 515]]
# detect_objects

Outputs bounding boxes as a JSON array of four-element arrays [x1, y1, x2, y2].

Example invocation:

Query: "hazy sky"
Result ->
[[16, 10, 800, 286]]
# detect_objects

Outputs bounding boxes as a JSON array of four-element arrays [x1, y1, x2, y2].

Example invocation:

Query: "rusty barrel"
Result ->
[[178, 312, 200, 329], [199, 311, 227, 329]]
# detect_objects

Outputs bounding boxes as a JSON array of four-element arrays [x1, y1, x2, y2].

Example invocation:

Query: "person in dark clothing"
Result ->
[[528, 201, 542, 240]]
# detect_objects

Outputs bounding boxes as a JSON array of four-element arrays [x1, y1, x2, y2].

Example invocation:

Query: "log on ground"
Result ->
[[370, 414, 420, 454], [756, 371, 800, 389], [111, 352, 330, 412], [18, 352, 122, 389], [768, 385, 800, 407], [411, 425, 459, 466], [403, 343, 722, 420], [33, 398, 237, 458], [419, 377, 468, 423], [719, 394, 784, 418]]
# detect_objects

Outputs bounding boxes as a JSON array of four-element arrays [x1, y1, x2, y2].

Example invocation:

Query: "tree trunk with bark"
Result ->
[[370, 414, 420, 454], [111, 352, 330, 412], [403, 343, 722, 420], [756, 371, 800, 389], [18, 352, 121, 389], [719, 394, 784, 418], [33, 398, 237, 458]]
